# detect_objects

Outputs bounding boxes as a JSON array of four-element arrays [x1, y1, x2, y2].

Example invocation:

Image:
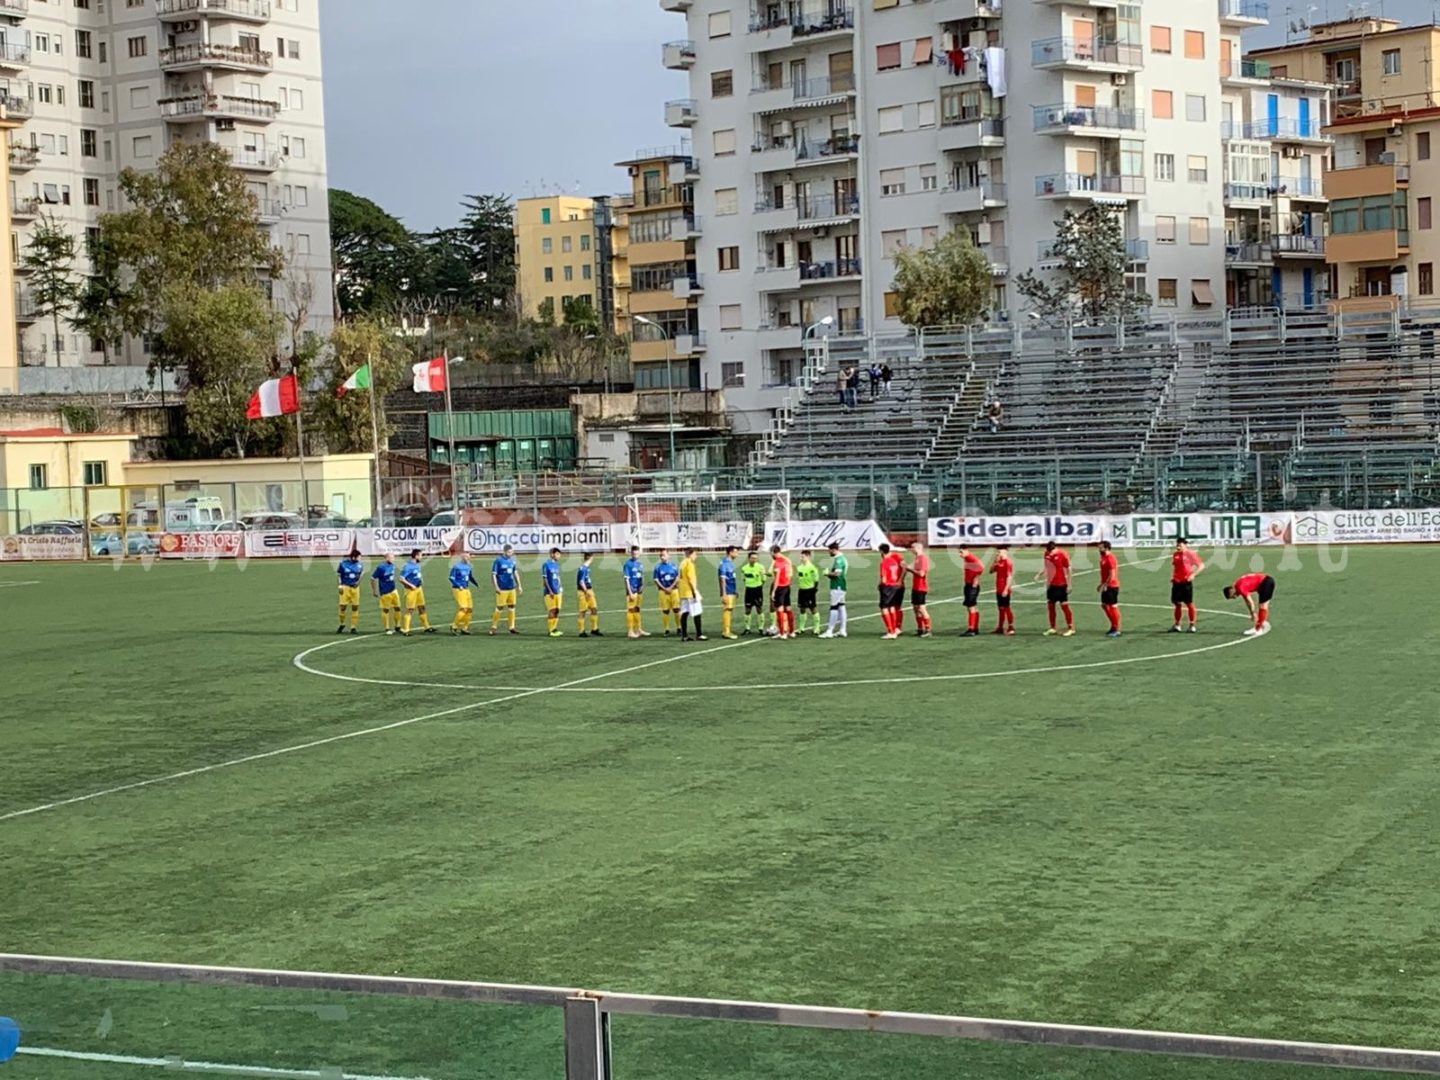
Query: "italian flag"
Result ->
[[412, 357, 448, 393], [246, 373, 301, 419], [337, 364, 371, 397]]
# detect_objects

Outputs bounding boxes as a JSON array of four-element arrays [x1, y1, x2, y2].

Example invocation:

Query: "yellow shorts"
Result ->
[[722, 594, 736, 611], [627, 593, 643, 613], [495, 589, 517, 609], [659, 594, 679, 613], [405, 588, 426, 610], [380, 593, 401, 612], [545, 593, 563, 613], [578, 591, 599, 614], [452, 588, 473, 610], [338, 585, 360, 607]]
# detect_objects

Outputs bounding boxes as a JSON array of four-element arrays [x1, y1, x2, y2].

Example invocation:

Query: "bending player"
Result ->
[[1037, 540, 1075, 637], [990, 544, 1015, 635], [959, 544, 984, 637], [1170, 538, 1205, 633], [1224, 572, 1276, 636], [1097, 540, 1122, 638]]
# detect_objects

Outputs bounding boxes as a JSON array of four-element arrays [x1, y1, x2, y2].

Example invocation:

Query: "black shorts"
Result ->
[[911, 589, 928, 607], [1100, 587, 1120, 606], [995, 594, 1011, 609], [1046, 585, 1070, 603], [744, 586, 765, 609], [771, 585, 792, 609], [797, 587, 818, 612], [879, 585, 905, 609], [1256, 576, 1276, 603], [963, 583, 980, 608], [1171, 581, 1195, 605]]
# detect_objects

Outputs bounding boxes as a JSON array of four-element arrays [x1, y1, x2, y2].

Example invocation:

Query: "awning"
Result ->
[[1192, 280, 1217, 306], [757, 95, 850, 116], [758, 215, 854, 234], [914, 37, 934, 65]]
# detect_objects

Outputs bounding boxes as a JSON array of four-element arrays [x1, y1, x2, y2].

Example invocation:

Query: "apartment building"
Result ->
[[514, 194, 632, 334], [2, 0, 333, 381], [660, 0, 1285, 428]]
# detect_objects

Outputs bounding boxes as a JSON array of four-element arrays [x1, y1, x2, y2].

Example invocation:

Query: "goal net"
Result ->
[[623, 489, 791, 551]]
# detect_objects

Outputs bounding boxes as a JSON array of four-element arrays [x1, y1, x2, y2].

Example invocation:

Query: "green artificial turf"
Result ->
[[2, 546, 1438, 1079]]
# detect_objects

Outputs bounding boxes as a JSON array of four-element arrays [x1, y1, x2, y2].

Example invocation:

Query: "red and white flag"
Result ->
[[246, 373, 301, 419], [412, 357, 448, 393]]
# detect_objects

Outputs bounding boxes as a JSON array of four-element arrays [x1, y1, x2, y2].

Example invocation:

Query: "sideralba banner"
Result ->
[[158, 532, 243, 559], [928, 515, 1105, 546], [929, 513, 1294, 548], [1291, 508, 1440, 544], [763, 519, 891, 551], [0, 534, 85, 561]]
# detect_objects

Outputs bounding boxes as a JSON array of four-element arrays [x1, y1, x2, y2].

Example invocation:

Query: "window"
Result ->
[[878, 105, 904, 133], [541, 207, 551, 225], [37, 86, 52, 105], [1382, 49, 1401, 75], [882, 229, 907, 256], [920, 163, 937, 191], [80, 129, 96, 156], [287, 88, 305, 110], [84, 178, 99, 206], [719, 304, 742, 331], [1421, 263, 1435, 296], [880, 167, 906, 196], [913, 38, 933, 65], [541, 237, 553, 254], [543, 267, 554, 283], [76, 30, 92, 58], [1183, 30, 1204, 59], [711, 69, 733, 97], [127, 35, 147, 58], [1191, 279, 1216, 306], [563, 265, 574, 281], [1188, 217, 1210, 244], [1157, 279, 1178, 307], [1153, 90, 1173, 119], [83, 461, 106, 487], [129, 86, 150, 109], [1420, 197, 1432, 230], [708, 10, 731, 38], [561, 235, 573, 253], [921, 225, 938, 248], [579, 233, 589, 251], [876, 43, 902, 71], [280, 38, 301, 59], [1185, 94, 1206, 122], [884, 291, 901, 318], [79, 80, 94, 108], [1156, 216, 1176, 243], [721, 361, 745, 388], [1187, 154, 1208, 182], [1416, 131, 1433, 161], [917, 99, 936, 128], [99, 41, 107, 63], [132, 135, 153, 158], [29, 464, 47, 491], [713, 127, 736, 156], [1155, 153, 1175, 181], [718, 246, 740, 271], [1150, 26, 1172, 54], [582, 264, 592, 280], [715, 187, 739, 215]]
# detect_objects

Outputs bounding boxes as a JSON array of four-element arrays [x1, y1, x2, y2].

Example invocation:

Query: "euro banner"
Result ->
[[245, 529, 358, 559], [158, 532, 243, 559], [1291, 508, 1440, 544], [763, 519, 890, 551], [928, 514, 1105, 546]]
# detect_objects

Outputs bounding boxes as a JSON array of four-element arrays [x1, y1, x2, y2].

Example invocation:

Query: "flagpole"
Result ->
[[442, 348, 459, 521], [367, 346, 385, 528], [293, 360, 309, 523]]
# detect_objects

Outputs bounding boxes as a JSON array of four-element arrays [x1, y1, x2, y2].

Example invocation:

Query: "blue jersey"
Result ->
[[371, 562, 397, 596], [401, 560, 424, 589], [623, 558, 645, 594], [718, 557, 737, 596], [449, 562, 476, 590], [654, 560, 679, 591], [542, 559, 563, 596], [337, 558, 364, 588], [492, 556, 518, 591], [577, 564, 593, 591]]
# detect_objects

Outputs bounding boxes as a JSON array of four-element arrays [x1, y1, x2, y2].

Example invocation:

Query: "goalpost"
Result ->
[[623, 489, 791, 551]]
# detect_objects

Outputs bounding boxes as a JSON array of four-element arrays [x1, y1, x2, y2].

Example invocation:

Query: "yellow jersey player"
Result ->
[[371, 555, 401, 634], [678, 546, 706, 642], [399, 549, 436, 636], [490, 545, 522, 635], [336, 548, 364, 634], [541, 548, 565, 637], [653, 549, 682, 635], [622, 547, 649, 639], [449, 554, 477, 635], [576, 552, 602, 637]]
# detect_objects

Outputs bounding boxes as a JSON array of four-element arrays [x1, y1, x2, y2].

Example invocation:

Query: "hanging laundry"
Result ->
[[950, 48, 966, 74], [985, 46, 1007, 98]]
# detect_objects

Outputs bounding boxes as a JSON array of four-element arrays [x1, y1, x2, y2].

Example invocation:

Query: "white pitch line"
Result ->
[[18, 1047, 432, 1080], [0, 580, 40, 588]]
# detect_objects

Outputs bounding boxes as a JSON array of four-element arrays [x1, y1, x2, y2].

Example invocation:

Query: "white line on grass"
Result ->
[[18, 1047, 431, 1080], [0, 580, 39, 588]]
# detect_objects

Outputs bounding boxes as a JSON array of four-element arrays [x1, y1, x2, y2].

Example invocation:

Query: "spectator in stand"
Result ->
[[868, 364, 882, 399], [880, 364, 893, 396], [986, 399, 1004, 434], [836, 366, 848, 410], [845, 366, 861, 410]]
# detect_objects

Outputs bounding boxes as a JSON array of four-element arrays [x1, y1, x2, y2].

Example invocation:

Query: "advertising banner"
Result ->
[[1290, 508, 1440, 544], [158, 532, 243, 559], [1110, 513, 1293, 548], [763, 519, 890, 551], [0, 534, 86, 561], [616, 521, 754, 551], [928, 515, 1105, 546], [360, 527, 463, 556], [245, 529, 358, 559], [465, 524, 615, 555]]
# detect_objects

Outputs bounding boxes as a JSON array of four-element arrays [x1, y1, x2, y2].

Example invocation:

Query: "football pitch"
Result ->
[[3, 545, 1440, 1079]]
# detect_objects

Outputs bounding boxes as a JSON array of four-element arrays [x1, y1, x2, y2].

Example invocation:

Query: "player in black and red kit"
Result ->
[[1037, 541, 1075, 636], [1224, 572, 1276, 636], [990, 545, 1015, 635], [878, 543, 906, 639], [1097, 540, 1122, 638], [960, 544, 985, 637], [907, 541, 934, 637]]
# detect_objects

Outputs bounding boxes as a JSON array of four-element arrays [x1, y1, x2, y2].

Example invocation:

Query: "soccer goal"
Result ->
[[623, 489, 791, 551]]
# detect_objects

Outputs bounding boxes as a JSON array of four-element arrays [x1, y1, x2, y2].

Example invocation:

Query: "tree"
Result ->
[[329, 188, 417, 317], [305, 318, 411, 454], [1014, 205, 1149, 324], [72, 232, 129, 366], [21, 215, 82, 364], [457, 193, 517, 313], [889, 230, 993, 329]]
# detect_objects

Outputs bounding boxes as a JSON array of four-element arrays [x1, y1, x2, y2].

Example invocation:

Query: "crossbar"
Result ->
[[4, 954, 1440, 1074]]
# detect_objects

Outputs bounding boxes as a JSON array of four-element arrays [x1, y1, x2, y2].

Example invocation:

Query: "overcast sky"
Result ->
[[318, 0, 1435, 232]]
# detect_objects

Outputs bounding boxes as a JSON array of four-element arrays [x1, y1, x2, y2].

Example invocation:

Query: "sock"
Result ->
[[680, 612, 690, 638], [894, 609, 904, 632], [693, 615, 703, 638], [838, 605, 847, 634], [509, 608, 517, 630], [337, 604, 346, 626], [1257, 608, 1269, 630], [351, 609, 360, 629], [1048, 602, 1058, 629], [402, 611, 412, 633], [462, 609, 473, 630], [421, 612, 432, 629], [1062, 603, 1074, 629], [1113, 606, 1122, 632], [882, 610, 894, 634], [591, 613, 599, 632], [724, 608, 733, 636], [1173, 604, 1183, 626], [969, 610, 979, 632], [1187, 603, 1198, 627], [492, 610, 502, 630], [627, 611, 637, 634]]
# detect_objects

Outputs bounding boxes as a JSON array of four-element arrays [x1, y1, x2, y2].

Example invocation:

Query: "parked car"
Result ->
[[239, 512, 304, 531], [18, 520, 82, 536], [426, 511, 458, 527], [91, 532, 159, 557], [208, 521, 248, 533]]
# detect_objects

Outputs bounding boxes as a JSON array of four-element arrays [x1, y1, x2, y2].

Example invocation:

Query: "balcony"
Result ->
[[0, 41, 30, 69], [933, 0, 1001, 18], [685, 214, 703, 238], [676, 330, 707, 354], [159, 94, 281, 123], [755, 193, 860, 233], [1031, 37, 1143, 72], [1033, 102, 1145, 135], [254, 198, 284, 224], [11, 196, 40, 221], [1326, 231, 1407, 265], [1126, 238, 1149, 261], [1225, 242, 1272, 266], [1, 93, 34, 119], [159, 42, 273, 72], [1274, 175, 1325, 201], [748, 6, 855, 49], [1035, 173, 1146, 200], [8, 143, 38, 171], [157, 0, 271, 22], [756, 323, 802, 350], [794, 73, 857, 104], [1222, 59, 1271, 85], [937, 50, 988, 84], [662, 39, 695, 69], [229, 146, 282, 171], [0, 0, 27, 17], [659, 0, 691, 9], [938, 179, 1007, 215], [672, 273, 703, 298], [1324, 162, 1408, 199], [798, 258, 863, 284], [938, 115, 1005, 152], [1272, 234, 1326, 258], [1219, 0, 1269, 25], [979, 244, 1008, 276], [794, 134, 860, 168], [1224, 181, 1272, 206], [665, 98, 698, 127], [755, 261, 802, 291]]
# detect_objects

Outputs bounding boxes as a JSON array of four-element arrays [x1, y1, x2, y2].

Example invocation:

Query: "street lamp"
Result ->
[[804, 314, 836, 339], [633, 315, 677, 469]]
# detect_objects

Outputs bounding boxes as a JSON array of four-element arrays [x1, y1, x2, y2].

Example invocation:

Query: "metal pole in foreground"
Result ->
[[443, 349, 459, 521], [366, 345, 384, 527], [564, 996, 611, 1080], [293, 360, 309, 522]]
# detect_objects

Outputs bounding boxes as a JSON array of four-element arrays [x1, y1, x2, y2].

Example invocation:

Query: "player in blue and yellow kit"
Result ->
[[717, 545, 739, 639], [653, 549, 681, 635], [576, 552, 601, 637], [542, 548, 565, 637], [449, 554, 476, 635], [336, 548, 364, 634], [622, 546, 649, 639], [371, 555, 401, 634], [400, 549, 436, 636], [490, 544, 522, 635]]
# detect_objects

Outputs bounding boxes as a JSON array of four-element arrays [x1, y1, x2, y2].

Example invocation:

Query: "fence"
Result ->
[[2, 953, 1438, 1080]]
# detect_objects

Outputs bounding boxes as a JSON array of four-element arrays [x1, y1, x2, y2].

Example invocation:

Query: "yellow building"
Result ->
[[514, 195, 602, 326], [0, 428, 139, 528], [0, 102, 24, 395]]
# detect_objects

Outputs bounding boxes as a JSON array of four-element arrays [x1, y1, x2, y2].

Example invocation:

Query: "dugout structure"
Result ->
[[623, 489, 791, 551]]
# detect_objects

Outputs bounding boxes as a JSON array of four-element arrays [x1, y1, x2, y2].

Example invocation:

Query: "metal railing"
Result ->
[[1272, 234, 1326, 255], [158, 93, 281, 120], [1035, 172, 1146, 196], [1220, 0, 1270, 19], [156, 0, 272, 15], [1031, 36, 1143, 68], [158, 42, 273, 69], [794, 72, 856, 99], [0, 40, 31, 64], [796, 133, 860, 160], [1033, 102, 1146, 132]]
